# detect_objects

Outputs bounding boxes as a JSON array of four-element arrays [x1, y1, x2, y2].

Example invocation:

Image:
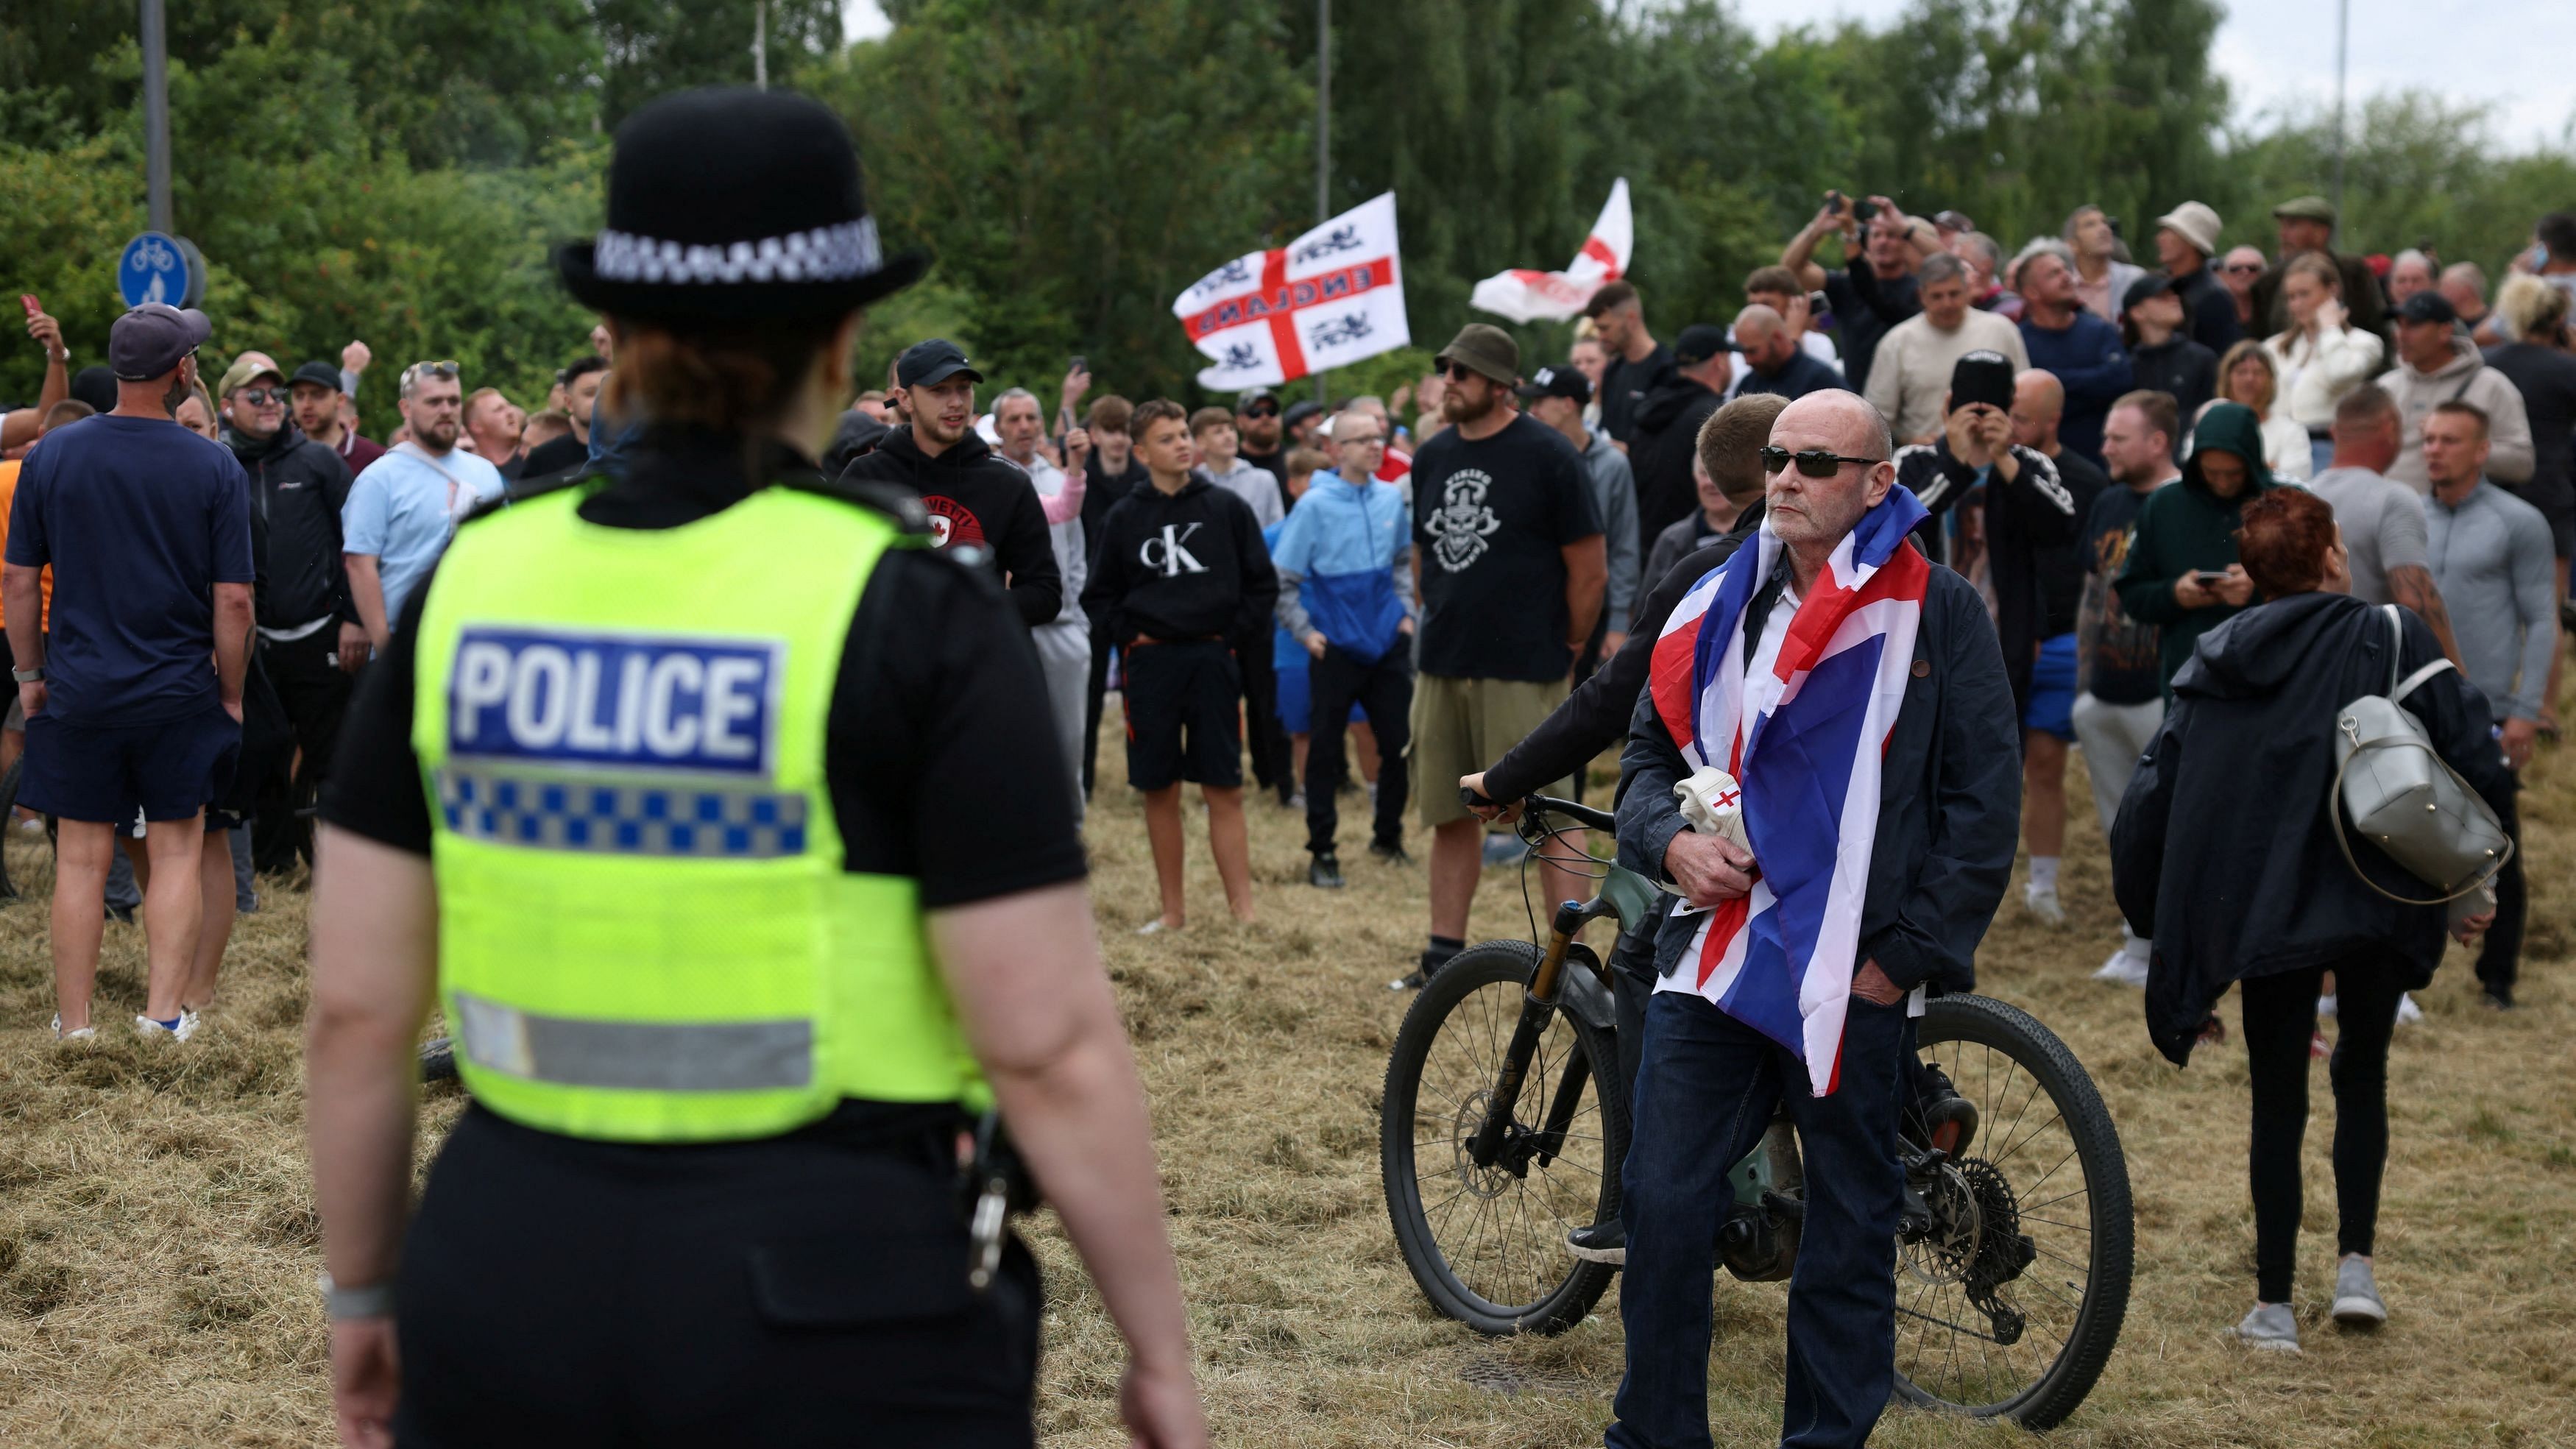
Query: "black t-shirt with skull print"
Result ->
[[1409, 411, 1604, 682]]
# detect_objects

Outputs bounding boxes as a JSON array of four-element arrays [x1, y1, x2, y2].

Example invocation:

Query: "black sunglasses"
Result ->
[[233, 386, 291, 405], [1240, 402, 1279, 419], [1442, 363, 1487, 382], [1760, 445, 1883, 478]]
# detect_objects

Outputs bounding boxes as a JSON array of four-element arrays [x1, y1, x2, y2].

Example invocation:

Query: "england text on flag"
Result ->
[[1171, 194, 1410, 391]]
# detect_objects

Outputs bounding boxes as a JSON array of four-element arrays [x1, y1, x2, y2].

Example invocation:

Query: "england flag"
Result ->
[[1469, 178, 1632, 324], [1644, 487, 1931, 1096], [1172, 194, 1409, 392]]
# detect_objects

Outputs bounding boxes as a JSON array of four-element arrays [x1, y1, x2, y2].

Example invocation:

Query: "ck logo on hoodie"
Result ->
[[1140, 522, 1209, 577]]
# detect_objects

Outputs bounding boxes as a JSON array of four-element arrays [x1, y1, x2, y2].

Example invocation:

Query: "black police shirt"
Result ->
[[1409, 412, 1604, 683], [319, 432, 1088, 912]]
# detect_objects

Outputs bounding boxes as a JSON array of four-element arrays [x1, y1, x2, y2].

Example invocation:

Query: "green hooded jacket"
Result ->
[[2114, 403, 2282, 692]]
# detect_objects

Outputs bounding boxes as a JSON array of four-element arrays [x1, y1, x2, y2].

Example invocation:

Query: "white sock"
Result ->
[[2028, 857, 2060, 893]]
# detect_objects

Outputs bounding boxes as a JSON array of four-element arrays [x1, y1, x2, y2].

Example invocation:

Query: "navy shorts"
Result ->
[[1122, 640, 1242, 791], [20, 704, 241, 826], [2023, 632, 2078, 742]]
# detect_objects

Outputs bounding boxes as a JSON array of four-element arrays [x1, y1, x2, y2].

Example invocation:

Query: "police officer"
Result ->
[[304, 90, 1206, 1449]]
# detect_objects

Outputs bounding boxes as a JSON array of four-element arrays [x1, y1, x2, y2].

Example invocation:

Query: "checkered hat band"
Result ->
[[592, 218, 885, 286]]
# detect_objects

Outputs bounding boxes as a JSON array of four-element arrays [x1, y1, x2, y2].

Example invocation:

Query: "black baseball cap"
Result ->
[[107, 302, 213, 381], [290, 360, 344, 393], [1516, 364, 1592, 403], [1948, 350, 2017, 414], [2396, 291, 2459, 326], [1673, 323, 1739, 366], [1281, 399, 1324, 430], [894, 338, 983, 388], [2120, 272, 2178, 314]]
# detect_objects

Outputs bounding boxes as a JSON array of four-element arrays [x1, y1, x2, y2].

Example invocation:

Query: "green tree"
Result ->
[[598, 0, 843, 126]]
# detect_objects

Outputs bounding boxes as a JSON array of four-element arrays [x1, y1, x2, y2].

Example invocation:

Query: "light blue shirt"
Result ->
[[342, 443, 507, 631]]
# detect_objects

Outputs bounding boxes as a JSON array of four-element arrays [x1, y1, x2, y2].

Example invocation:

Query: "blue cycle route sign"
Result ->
[[118, 231, 194, 308]]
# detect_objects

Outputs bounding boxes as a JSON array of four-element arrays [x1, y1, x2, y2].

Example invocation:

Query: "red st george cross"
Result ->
[[1177, 254, 1397, 380]]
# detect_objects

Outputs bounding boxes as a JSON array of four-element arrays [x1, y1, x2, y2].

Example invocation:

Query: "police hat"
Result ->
[[557, 88, 927, 322]]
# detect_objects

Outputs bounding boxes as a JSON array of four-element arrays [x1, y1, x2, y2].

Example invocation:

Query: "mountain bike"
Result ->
[[1379, 793, 2131, 1431]]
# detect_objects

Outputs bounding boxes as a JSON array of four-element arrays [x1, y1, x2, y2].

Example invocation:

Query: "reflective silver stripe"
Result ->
[[453, 992, 813, 1092]]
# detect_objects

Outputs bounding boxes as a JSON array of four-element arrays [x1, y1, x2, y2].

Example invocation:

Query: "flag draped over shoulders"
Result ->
[[1645, 487, 1931, 1095]]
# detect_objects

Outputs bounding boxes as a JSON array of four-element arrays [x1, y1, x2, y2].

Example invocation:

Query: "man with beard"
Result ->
[[838, 339, 1060, 628], [342, 361, 507, 652], [1583, 281, 1674, 448], [1235, 387, 1289, 488], [219, 355, 364, 873], [1399, 324, 1605, 991], [289, 358, 386, 475]]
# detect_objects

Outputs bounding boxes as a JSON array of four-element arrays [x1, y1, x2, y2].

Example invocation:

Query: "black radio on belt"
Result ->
[[960, 1111, 1041, 1292]]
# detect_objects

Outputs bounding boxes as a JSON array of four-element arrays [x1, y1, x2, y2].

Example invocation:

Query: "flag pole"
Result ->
[[1313, 0, 1331, 408]]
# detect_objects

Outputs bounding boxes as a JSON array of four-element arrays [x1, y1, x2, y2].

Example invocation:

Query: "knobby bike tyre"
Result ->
[[1895, 993, 2132, 1430], [1380, 940, 1631, 1336]]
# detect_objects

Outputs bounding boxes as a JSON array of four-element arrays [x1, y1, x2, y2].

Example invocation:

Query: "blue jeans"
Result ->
[[1608, 990, 1908, 1449]]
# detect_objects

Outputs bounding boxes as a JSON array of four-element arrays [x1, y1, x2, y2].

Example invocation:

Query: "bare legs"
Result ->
[[2023, 732, 2067, 861], [48, 820, 113, 1032], [1142, 784, 1255, 929]]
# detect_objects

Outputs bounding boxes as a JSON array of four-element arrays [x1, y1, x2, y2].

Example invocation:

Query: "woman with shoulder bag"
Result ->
[[2109, 487, 2510, 1356]]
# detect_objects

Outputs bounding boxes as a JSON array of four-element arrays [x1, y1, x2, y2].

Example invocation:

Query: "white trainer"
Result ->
[[2393, 993, 2424, 1027], [2024, 885, 2066, 926], [50, 1014, 97, 1043], [2092, 949, 2149, 986], [133, 1010, 201, 1043]]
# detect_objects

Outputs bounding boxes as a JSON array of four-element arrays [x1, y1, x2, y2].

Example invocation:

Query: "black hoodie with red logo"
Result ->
[[838, 425, 1061, 627]]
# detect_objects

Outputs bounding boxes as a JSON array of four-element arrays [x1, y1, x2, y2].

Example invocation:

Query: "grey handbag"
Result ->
[[2329, 604, 2514, 904]]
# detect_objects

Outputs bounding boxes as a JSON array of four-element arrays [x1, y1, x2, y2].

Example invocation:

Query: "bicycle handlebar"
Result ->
[[1460, 787, 1615, 835]]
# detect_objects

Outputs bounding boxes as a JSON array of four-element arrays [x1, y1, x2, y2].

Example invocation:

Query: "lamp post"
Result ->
[[141, 0, 173, 233]]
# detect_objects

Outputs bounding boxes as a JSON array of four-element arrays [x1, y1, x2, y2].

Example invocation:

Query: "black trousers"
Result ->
[[1302, 644, 1412, 857], [250, 628, 351, 873], [394, 1108, 1039, 1448], [2477, 781, 2524, 999], [2238, 953, 2400, 1304], [1241, 647, 1290, 793], [1081, 628, 1110, 798]]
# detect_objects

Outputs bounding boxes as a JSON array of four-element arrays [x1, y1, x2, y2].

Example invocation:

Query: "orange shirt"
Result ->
[[0, 458, 54, 631]]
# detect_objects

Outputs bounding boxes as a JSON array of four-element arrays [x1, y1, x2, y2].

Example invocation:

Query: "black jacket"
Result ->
[[1629, 378, 1724, 550], [1893, 439, 2083, 712], [1618, 556, 2021, 996], [1485, 504, 1763, 806], [2129, 336, 2218, 433], [2111, 592, 2512, 1065], [1080, 477, 1278, 647], [228, 422, 355, 632], [839, 425, 1061, 628], [2170, 265, 2244, 357]]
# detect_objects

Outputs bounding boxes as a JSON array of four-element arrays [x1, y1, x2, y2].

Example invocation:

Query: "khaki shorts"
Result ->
[[1409, 673, 1573, 829]]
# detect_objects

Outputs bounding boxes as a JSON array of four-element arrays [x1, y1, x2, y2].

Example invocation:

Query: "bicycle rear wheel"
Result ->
[[1380, 940, 1630, 1336], [1893, 993, 2131, 1430]]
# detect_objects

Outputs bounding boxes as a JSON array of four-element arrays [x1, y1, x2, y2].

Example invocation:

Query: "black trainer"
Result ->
[[1309, 854, 1345, 890], [1566, 1219, 1626, 1266], [1368, 839, 1413, 867], [1916, 1060, 1978, 1155]]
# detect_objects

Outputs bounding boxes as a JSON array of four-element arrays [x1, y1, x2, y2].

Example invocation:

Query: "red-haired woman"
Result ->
[[2109, 487, 2512, 1353]]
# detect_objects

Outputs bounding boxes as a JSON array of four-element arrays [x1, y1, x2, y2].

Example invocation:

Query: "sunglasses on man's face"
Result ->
[[1241, 403, 1279, 419], [1442, 364, 1486, 383], [2222, 262, 2263, 274], [234, 387, 289, 406], [1760, 445, 1883, 478]]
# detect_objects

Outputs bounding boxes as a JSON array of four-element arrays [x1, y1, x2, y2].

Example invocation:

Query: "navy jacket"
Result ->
[[1616, 555, 2021, 997]]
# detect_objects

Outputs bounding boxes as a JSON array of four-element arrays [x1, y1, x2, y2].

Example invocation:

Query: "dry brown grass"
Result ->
[[2, 691, 2572, 1447]]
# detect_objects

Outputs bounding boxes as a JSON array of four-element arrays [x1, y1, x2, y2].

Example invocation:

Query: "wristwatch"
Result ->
[[11, 666, 43, 683]]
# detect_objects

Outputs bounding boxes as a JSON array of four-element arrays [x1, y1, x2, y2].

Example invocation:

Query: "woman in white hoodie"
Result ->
[[2263, 252, 2384, 473]]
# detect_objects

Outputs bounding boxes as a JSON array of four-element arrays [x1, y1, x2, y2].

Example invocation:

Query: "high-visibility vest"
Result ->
[[411, 483, 986, 1143]]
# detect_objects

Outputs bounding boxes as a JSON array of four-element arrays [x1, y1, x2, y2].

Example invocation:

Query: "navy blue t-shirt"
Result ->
[[4, 415, 254, 724]]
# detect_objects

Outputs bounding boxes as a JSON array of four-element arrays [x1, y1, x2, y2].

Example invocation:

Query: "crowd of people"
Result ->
[[2, 121, 2570, 1448]]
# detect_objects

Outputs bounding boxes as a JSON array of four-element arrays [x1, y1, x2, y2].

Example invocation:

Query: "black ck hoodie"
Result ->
[[838, 425, 1061, 627], [1080, 476, 1278, 646]]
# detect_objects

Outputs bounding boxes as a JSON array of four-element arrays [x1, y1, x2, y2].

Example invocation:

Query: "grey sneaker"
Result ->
[[2332, 1256, 2388, 1328], [2234, 1302, 2301, 1353]]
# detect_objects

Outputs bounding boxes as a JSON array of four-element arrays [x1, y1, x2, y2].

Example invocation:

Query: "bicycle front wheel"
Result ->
[[1379, 940, 1630, 1336], [1894, 993, 2133, 1430]]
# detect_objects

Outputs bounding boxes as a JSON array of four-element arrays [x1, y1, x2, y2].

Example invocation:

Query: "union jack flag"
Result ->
[[1645, 487, 1931, 1095]]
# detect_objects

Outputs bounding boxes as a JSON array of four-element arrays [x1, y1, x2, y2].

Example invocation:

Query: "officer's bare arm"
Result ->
[[306, 827, 439, 1300], [931, 882, 1205, 1445]]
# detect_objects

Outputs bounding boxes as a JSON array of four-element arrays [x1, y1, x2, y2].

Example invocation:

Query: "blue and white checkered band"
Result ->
[[436, 768, 808, 858], [591, 218, 885, 285], [442, 627, 807, 858]]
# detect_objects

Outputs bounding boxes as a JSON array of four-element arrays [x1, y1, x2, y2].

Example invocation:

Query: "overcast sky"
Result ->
[[844, 0, 2575, 148]]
